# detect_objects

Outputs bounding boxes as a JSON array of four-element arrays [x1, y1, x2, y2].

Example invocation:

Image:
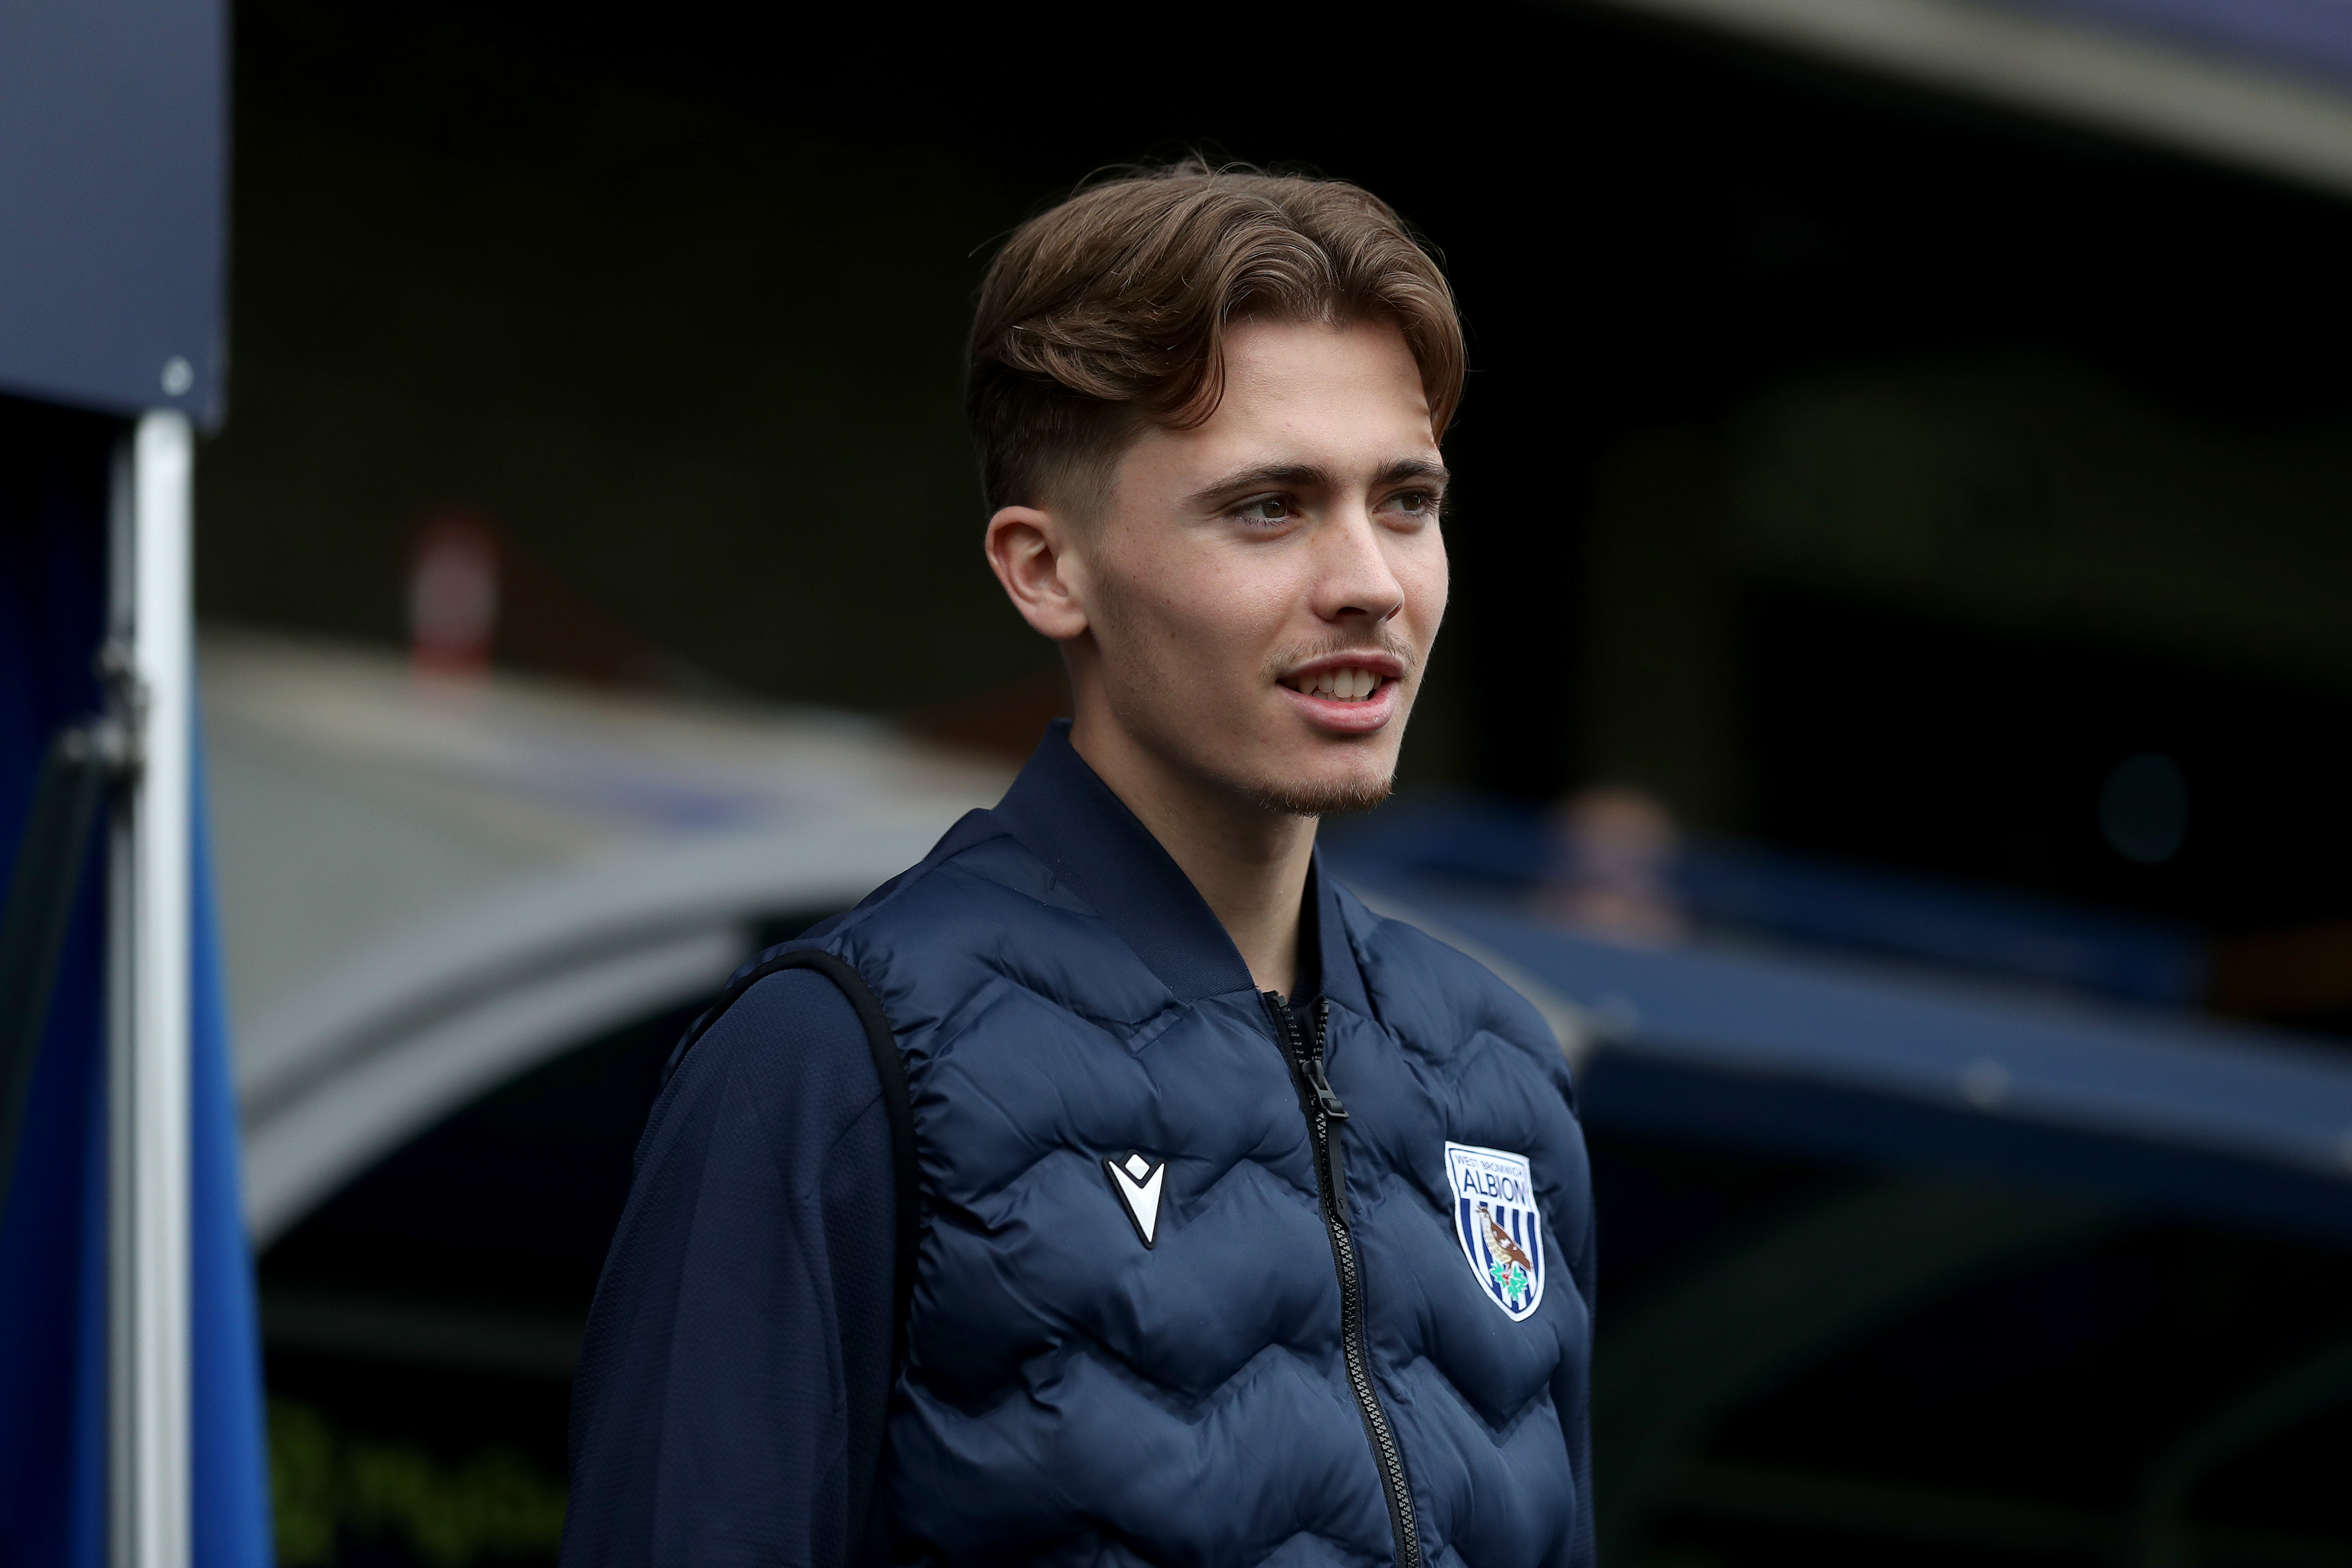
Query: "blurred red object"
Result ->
[[408, 511, 500, 681], [405, 508, 657, 687]]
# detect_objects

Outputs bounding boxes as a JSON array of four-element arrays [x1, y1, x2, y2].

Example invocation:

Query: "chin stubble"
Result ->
[[1238, 772, 1397, 820]]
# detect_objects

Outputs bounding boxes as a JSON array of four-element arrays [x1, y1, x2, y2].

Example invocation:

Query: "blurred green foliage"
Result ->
[[268, 1398, 567, 1567]]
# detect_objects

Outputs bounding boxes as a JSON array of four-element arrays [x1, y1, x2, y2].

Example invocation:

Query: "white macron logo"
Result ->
[[1104, 1151, 1166, 1248]]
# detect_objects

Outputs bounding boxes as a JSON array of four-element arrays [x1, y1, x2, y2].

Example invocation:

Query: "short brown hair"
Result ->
[[967, 160, 1466, 515]]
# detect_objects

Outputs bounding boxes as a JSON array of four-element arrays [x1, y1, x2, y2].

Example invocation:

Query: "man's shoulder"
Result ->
[[636, 959, 884, 1199], [659, 814, 1035, 1102], [666, 963, 869, 1106]]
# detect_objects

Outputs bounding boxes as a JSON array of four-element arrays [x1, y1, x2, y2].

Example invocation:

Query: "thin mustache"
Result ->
[[1268, 633, 1420, 680]]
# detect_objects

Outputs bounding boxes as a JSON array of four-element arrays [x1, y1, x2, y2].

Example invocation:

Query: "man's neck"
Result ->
[[1068, 714, 1316, 999]]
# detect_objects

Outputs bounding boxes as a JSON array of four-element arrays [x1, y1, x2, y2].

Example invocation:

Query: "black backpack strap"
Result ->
[[668, 946, 919, 1366]]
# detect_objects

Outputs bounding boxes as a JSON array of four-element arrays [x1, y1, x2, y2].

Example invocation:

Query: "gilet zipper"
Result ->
[[1261, 991, 1422, 1568]]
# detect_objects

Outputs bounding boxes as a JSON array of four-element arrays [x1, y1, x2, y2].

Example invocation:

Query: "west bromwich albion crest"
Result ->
[[1446, 1141, 1544, 1321]]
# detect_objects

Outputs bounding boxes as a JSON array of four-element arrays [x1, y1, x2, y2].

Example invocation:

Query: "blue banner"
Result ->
[[0, 399, 112, 1568], [0, 402, 271, 1568]]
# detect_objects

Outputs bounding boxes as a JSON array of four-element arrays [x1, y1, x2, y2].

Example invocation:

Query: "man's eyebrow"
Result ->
[[1184, 463, 1334, 507], [1375, 458, 1450, 488], [1184, 457, 1451, 509]]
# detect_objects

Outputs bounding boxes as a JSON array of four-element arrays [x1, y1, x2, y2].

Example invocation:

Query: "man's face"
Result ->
[[1069, 316, 1449, 816]]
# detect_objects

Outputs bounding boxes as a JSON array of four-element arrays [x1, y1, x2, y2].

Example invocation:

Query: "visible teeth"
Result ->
[[1294, 667, 1384, 700]]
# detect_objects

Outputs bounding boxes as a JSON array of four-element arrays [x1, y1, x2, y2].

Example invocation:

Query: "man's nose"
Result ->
[[1312, 506, 1408, 624]]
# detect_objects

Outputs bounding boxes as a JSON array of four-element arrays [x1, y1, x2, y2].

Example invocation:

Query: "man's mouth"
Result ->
[[1280, 665, 1390, 703]]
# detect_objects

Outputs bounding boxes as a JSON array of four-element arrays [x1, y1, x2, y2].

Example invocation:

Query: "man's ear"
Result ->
[[985, 505, 1091, 642]]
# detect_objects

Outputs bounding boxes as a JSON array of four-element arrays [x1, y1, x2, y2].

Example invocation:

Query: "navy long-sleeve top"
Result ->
[[564, 965, 894, 1567]]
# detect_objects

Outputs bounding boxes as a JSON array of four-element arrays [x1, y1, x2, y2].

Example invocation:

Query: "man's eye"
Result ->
[[1385, 489, 1440, 517], [1235, 496, 1294, 524]]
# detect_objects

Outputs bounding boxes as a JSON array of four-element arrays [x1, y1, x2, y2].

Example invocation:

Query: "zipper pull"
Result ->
[[1262, 991, 1350, 1120], [1305, 997, 1347, 1119], [1302, 1054, 1348, 1121]]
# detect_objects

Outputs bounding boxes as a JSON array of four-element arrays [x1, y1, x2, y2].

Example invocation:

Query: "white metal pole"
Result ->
[[108, 409, 194, 1568]]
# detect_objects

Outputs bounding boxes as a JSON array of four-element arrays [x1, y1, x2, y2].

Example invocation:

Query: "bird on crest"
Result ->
[[1477, 1203, 1534, 1276]]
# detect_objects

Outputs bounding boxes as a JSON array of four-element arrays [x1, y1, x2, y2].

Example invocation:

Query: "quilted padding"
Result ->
[[819, 823, 1594, 1568]]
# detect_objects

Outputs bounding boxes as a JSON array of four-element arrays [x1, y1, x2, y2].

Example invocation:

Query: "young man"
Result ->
[[563, 163, 1595, 1568]]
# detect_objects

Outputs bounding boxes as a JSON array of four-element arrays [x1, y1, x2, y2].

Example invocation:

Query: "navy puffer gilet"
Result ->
[[802, 726, 1593, 1568]]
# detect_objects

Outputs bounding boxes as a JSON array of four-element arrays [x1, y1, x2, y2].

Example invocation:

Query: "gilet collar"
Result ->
[[989, 720, 1367, 1015]]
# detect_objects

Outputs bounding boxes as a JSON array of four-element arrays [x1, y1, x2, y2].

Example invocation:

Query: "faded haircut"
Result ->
[[967, 159, 1466, 517]]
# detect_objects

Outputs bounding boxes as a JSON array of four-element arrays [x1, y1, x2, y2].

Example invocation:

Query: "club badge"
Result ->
[[1445, 1141, 1544, 1321]]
